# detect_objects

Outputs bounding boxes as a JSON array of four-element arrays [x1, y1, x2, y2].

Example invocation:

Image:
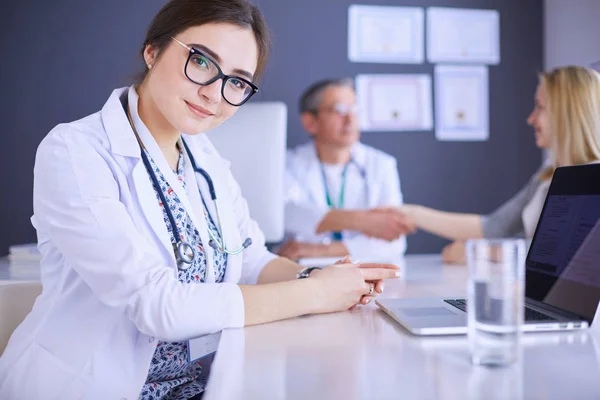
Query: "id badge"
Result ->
[[187, 331, 222, 362]]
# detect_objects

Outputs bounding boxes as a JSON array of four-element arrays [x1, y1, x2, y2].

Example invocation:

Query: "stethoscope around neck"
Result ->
[[125, 99, 252, 270]]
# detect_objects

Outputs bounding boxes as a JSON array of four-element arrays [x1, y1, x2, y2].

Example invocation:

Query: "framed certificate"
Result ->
[[348, 5, 424, 64], [434, 65, 489, 141], [356, 74, 432, 132], [427, 7, 500, 65]]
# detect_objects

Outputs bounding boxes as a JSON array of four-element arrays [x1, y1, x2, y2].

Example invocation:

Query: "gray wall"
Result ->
[[0, 0, 543, 256], [544, 0, 600, 70]]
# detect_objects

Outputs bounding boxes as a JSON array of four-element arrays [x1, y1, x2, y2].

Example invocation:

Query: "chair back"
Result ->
[[0, 282, 42, 355]]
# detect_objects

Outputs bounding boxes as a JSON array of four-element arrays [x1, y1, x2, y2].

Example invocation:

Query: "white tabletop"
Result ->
[[203, 255, 600, 400], [4, 255, 600, 398]]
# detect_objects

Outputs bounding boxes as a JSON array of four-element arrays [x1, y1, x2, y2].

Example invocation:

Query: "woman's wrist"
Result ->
[[307, 267, 322, 278], [302, 276, 325, 314], [405, 204, 423, 224]]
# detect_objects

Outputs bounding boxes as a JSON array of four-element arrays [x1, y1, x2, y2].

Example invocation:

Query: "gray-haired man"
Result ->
[[279, 78, 414, 260]]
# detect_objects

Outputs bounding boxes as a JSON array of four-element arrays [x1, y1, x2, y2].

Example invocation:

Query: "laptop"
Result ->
[[377, 164, 600, 335]]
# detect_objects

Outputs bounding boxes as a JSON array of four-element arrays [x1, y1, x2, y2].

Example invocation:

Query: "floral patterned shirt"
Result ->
[[139, 148, 227, 400]]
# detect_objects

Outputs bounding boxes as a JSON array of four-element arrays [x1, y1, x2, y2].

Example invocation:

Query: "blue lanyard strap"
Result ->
[[320, 162, 349, 241]]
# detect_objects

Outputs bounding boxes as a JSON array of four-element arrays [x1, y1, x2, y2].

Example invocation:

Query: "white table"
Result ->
[[203, 255, 600, 400], [3, 255, 599, 398]]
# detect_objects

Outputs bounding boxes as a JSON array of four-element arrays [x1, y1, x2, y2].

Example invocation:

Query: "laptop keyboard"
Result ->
[[444, 299, 558, 321]]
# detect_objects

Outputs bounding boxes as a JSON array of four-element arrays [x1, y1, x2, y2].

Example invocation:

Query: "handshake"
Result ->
[[277, 205, 420, 260], [356, 205, 418, 242]]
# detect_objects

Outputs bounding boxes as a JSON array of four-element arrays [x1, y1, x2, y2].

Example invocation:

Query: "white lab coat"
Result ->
[[0, 87, 276, 399], [285, 141, 407, 259]]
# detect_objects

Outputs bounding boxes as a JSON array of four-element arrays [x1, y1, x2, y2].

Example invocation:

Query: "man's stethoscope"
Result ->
[[125, 100, 252, 270]]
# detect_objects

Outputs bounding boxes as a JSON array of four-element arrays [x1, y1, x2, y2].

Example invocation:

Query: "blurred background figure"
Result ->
[[279, 78, 414, 261]]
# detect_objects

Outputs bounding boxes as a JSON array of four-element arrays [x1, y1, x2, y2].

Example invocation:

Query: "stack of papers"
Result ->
[[8, 263, 41, 281], [8, 243, 41, 263]]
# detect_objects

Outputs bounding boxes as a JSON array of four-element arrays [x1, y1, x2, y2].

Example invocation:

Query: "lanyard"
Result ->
[[320, 162, 349, 208], [320, 162, 350, 241]]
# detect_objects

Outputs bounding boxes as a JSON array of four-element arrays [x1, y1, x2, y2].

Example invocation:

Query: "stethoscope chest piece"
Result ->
[[175, 242, 195, 270]]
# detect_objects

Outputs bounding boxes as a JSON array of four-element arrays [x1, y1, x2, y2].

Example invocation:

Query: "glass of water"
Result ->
[[466, 239, 526, 366]]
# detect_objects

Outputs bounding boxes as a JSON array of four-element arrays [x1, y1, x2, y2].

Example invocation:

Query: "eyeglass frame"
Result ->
[[171, 37, 259, 107], [311, 102, 360, 117]]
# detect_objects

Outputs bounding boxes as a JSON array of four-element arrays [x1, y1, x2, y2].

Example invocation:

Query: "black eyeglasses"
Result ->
[[171, 37, 259, 106]]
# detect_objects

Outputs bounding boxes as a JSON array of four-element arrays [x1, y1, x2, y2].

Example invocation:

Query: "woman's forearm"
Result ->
[[241, 257, 320, 325], [410, 205, 484, 240], [239, 278, 321, 326], [239, 257, 327, 326], [256, 256, 305, 284]]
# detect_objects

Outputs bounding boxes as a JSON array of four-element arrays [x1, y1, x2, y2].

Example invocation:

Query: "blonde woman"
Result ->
[[397, 66, 600, 263]]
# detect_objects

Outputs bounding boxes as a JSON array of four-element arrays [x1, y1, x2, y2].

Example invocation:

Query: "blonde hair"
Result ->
[[539, 66, 600, 180]]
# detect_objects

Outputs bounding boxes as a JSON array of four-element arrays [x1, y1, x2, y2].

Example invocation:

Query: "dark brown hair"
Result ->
[[139, 0, 270, 83]]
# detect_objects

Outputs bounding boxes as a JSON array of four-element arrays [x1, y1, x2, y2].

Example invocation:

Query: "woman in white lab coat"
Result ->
[[0, 1, 399, 399]]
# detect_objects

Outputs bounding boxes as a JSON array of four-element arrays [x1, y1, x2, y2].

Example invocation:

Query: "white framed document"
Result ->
[[427, 7, 500, 65], [434, 65, 489, 141], [348, 5, 424, 64], [356, 74, 432, 132]]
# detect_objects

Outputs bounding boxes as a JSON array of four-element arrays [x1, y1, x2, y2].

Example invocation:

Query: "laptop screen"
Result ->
[[526, 164, 600, 322]]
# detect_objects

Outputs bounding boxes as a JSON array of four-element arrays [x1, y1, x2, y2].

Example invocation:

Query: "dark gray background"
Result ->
[[0, 0, 543, 255]]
